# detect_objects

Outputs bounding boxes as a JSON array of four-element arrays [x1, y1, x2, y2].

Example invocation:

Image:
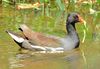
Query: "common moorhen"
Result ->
[[6, 12, 85, 52]]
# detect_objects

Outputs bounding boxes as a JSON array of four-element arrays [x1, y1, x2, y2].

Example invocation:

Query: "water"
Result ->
[[0, 4, 100, 69]]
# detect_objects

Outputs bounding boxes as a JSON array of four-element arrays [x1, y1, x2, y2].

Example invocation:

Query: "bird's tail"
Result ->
[[6, 30, 24, 43]]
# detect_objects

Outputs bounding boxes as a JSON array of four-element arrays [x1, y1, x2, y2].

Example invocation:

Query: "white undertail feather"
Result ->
[[8, 32, 24, 43]]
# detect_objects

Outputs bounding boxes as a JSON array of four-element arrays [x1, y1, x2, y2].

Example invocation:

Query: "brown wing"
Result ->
[[19, 24, 61, 47]]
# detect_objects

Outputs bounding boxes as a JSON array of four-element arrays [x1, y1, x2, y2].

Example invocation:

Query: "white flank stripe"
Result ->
[[31, 45, 64, 53], [31, 45, 47, 51]]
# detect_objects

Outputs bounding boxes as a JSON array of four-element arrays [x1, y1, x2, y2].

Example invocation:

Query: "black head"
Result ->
[[67, 12, 84, 24]]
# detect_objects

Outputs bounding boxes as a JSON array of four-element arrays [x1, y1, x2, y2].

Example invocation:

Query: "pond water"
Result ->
[[0, 3, 100, 69]]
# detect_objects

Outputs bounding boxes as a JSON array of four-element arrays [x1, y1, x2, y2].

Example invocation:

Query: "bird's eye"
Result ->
[[74, 15, 78, 19]]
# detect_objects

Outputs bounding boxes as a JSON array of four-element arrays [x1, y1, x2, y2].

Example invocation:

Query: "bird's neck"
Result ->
[[66, 22, 80, 48], [66, 22, 76, 35], [66, 22, 79, 40]]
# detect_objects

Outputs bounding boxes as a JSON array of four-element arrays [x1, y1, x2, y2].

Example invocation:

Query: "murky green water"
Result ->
[[0, 3, 100, 69]]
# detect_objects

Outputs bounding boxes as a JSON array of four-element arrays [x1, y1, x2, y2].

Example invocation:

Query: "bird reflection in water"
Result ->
[[9, 48, 87, 69], [64, 48, 87, 69]]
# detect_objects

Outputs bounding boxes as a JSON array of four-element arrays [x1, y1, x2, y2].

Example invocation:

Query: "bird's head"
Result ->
[[67, 12, 85, 24]]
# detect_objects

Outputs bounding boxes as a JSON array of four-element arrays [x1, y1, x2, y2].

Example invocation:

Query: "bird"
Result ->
[[6, 12, 85, 52]]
